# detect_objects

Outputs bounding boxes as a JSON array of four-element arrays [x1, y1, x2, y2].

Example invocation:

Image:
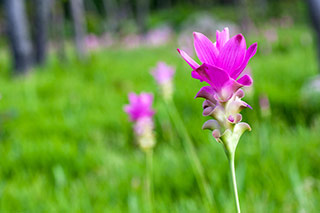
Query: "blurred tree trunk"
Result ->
[[307, 0, 320, 72], [118, 0, 133, 23], [32, 0, 52, 65], [51, 0, 66, 61], [136, 0, 149, 34], [238, 0, 253, 33], [257, 0, 267, 18], [4, 0, 33, 73], [103, 0, 118, 33], [70, 0, 87, 59], [157, 0, 171, 8]]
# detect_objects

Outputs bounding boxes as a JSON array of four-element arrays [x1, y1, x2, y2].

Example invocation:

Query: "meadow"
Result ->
[[0, 24, 319, 212]]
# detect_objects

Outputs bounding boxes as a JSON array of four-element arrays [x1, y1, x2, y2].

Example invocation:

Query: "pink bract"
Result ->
[[124, 92, 155, 122], [177, 27, 257, 101]]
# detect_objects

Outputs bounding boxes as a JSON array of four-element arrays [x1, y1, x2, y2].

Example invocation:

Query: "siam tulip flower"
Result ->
[[177, 28, 257, 213], [151, 62, 175, 101], [177, 27, 257, 102], [124, 92, 155, 212], [124, 92, 155, 151]]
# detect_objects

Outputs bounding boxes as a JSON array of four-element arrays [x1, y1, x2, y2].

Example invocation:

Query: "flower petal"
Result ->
[[236, 74, 253, 87], [193, 32, 218, 65], [140, 93, 154, 107], [212, 129, 221, 139], [227, 114, 242, 124], [177, 49, 199, 70], [231, 43, 257, 79], [202, 119, 220, 131], [195, 63, 230, 91], [226, 97, 252, 117], [233, 122, 252, 138], [128, 92, 138, 104], [202, 99, 216, 109], [216, 28, 230, 50], [203, 106, 215, 116], [216, 34, 246, 75], [124, 92, 154, 121], [217, 79, 243, 102], [191, 70, 203, 81], [195, 86, 217, 103], [234, 89, 245, 99]]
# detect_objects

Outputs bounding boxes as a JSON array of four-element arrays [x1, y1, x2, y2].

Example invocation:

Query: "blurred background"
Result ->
[[0, 0, 320, 212]]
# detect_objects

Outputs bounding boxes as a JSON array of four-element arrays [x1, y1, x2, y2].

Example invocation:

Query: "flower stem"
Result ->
[[229, 153, 240, 213], [146, 149, 153, 212], [165, 100, 215, 210]]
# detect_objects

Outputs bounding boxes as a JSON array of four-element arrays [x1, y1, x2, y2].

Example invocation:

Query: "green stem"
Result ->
[[164, 100, 215, 210], [146, 149, 153, 213], [229, 153, 240, 213]]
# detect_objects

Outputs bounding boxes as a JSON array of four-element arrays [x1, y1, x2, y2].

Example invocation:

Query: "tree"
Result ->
[[4, 0, 33, 73], [103, 0, 118, 33], [237, 0, 253, 33], [70, 0, 87, 59], [136, 0, 150, 34], [307, 0, 320, 72], [51, 0, 66, 61], [32, 0, 52, 65]]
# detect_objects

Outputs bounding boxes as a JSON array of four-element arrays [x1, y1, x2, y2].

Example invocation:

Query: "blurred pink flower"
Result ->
[[151, 62, 175, 101], [279, 16, 294, 28], [263, 28, 278, 44], [124, 92, 155, 150], [145, 26, 172, 46], [259, 94, 271, 117], [124, 92, 154, 122], [122, 34, 141, 49], [100, 32, 114, 47], [259, 95, 270, 110], [177, 27, 257, 101], [151, 62, 175, 85], [85, 34, 100, 50]]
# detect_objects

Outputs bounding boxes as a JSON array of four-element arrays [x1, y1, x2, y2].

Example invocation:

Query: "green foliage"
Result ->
[[148, 6, 195, 30], [0, 25, 319, 212]]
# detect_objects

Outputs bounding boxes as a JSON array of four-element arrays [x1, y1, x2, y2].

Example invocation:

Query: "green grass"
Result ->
[[0, 25, 319, 212]]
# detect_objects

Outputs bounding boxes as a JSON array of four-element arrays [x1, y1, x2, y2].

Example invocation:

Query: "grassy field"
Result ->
[[0, 25, 319, 212]]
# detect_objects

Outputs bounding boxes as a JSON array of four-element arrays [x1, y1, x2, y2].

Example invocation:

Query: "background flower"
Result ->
[[151, 62, 175, 85], [124, 92, 155, 122]]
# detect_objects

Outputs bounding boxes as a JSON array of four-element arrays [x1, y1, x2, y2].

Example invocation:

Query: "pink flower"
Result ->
[[151, 62, 175, 85], [259, 94, 271, 117], [151, 62, 175, 101], [177, 28, 257, 101], [145, 25, 172, 46], [124, 92, 155, 122], [85, 34, 100, 50], [124, 92, 155, 150]]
